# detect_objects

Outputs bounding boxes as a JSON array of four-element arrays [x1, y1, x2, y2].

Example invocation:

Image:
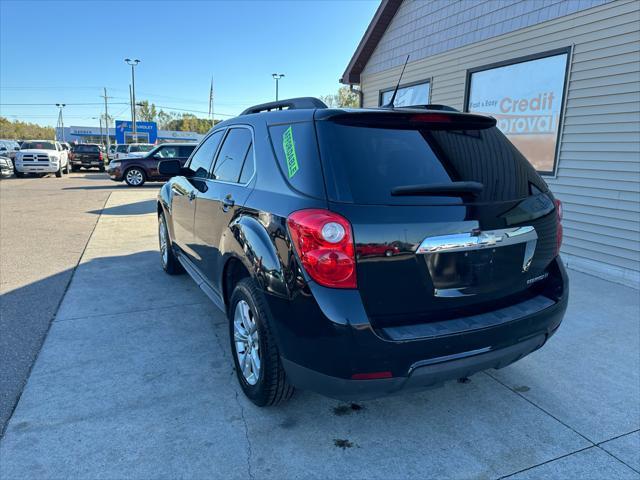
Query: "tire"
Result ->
[[124, 167, 145, 187], [158, 211, 184, 275], [15, 171, 25, 178], [63, 162, 70, 174], [55, 166, 62, 178], [71, 166, 80, 172], [99, 166, 105, 172], [228, 278, 294, 406]]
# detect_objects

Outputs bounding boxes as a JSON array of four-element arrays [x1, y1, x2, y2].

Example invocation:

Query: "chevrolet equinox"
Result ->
[[156, 97, 568, 406]]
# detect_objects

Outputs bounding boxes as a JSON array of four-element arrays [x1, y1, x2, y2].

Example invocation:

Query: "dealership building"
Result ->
[[60, 120, 203, 145], [342, 0, 640, 287]]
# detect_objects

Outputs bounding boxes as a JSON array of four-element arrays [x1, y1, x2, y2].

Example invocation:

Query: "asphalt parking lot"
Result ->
[[0, 172, 159, 433], [0, 180, 639, 479]]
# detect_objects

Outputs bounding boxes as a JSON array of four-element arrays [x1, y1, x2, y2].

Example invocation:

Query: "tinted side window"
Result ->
[[212, 128, 252, 183], [156, 145, 180, 158], [268, 122, 325, 199], [188, 131, 224, 178], [179, 145, 196, 157], [238, 144, 254, 184]]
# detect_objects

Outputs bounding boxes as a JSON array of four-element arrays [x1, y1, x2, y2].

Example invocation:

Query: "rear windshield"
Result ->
[[129, 144, 153, 153], [116, 145, 128, 152], [75, 145, 100, 153], [316, 121, 546, 205], [22, 141, 56, 150]]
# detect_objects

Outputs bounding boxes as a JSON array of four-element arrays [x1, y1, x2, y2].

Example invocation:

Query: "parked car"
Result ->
[[0, 155, 13, 177], [0, 140, 20, 160], [114, 143, 154, 160], [70, 143, 106, 171], [107, 142, 196, 186], [113, 144, 128, 159], [14, 140, 70, 177], [107, 144, 117, 160], [156, 97, 568, 407]]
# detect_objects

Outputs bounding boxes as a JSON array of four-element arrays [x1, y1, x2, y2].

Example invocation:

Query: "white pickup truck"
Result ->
[[14, 140, 70, 177]]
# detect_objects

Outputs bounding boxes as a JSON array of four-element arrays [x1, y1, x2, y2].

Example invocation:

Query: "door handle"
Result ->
[[221, 194, 235, 211], [188, 191, 196, 202]]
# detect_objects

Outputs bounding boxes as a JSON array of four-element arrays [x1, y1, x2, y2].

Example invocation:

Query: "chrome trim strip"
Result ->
[[417, 226, 537, 272]]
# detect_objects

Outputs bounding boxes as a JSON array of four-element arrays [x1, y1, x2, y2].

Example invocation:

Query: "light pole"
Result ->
[[272, 73, 285, 101], [55, 103, 66, 142], [125, 58, 140, 142]]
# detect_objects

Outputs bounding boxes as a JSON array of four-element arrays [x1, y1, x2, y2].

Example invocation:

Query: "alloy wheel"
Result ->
[[126, 169, 144, 186], [233, 300, 261, 385]]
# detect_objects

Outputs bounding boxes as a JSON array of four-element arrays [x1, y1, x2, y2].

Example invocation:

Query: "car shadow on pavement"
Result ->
[[0, 268, 75, 437], [87, 199, 157, 216]]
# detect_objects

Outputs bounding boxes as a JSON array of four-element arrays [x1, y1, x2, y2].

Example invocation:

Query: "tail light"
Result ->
[[99, 152, 103, 161], [555, 199, 563, 256], [287, 209, 356, 289]]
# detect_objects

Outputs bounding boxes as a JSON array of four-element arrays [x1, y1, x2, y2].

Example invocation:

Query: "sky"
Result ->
[[0, 0, 379, 128]]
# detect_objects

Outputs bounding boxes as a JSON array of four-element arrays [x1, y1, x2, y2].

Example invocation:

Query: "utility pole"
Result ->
[[272, 73, 285, 101], [55, 103, 66, 141], [208, 76, 214, 126], [125, 58, 140, 142], [100, 87, 112, 151]]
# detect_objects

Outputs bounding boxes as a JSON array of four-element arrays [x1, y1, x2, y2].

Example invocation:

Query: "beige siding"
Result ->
[[361, 0, 640, 287]]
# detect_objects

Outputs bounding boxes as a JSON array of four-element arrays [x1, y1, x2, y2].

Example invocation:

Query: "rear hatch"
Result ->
[[315, 110, 560, 328]]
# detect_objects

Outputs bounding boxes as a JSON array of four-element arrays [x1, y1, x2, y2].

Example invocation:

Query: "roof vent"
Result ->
[[240, 97, 328, 115]]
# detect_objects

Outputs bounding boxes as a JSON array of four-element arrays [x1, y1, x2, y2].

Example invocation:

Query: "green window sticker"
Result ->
[[282, 126, 299, 178]]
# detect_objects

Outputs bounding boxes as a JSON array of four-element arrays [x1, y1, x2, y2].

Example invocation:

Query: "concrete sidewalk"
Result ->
[[1, 190, 638, 479]]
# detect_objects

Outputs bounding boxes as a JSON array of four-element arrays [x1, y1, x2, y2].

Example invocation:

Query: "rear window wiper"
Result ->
[[391, 181, 484, 197]]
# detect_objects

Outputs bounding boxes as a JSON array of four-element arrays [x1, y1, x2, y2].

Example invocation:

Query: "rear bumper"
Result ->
[[268, 257, 568, 400], [72, 160, 103, 168], [283, 333, 548, 400]]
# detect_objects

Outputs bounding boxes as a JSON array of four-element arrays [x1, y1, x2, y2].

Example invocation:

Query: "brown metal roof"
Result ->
[[340, 0, 403, 85]]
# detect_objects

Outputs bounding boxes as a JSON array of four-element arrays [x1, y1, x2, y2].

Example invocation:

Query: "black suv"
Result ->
[[157, 97, 568, 406]]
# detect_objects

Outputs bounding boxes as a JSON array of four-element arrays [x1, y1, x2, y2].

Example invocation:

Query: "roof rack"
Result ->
[[240, 97, 328, 116]]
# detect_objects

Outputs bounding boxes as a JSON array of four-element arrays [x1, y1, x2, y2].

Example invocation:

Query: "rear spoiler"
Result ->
[[315, 109, 497, 129]]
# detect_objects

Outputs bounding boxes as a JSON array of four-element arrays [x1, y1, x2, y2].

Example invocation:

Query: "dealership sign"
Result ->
[[115, 120, 158, 144], [466, 50, 570, 174]]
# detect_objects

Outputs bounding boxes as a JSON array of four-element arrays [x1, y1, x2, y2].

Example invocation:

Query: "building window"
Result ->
[[465, 47, 571, 175], [379, 81, 430, 107]]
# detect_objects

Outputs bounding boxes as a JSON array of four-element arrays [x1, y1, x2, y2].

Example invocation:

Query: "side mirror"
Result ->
[[158, 159, 182, 177]]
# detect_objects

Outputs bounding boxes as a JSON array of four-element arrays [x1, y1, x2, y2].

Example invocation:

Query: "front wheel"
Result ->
[[55, 166, 62, 178], [124, 167, 145, 187], [229, 278, 294, 406], [158, 211, 184, 275], [15, 171, 25, 178], [63, 162, 70, 174]]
